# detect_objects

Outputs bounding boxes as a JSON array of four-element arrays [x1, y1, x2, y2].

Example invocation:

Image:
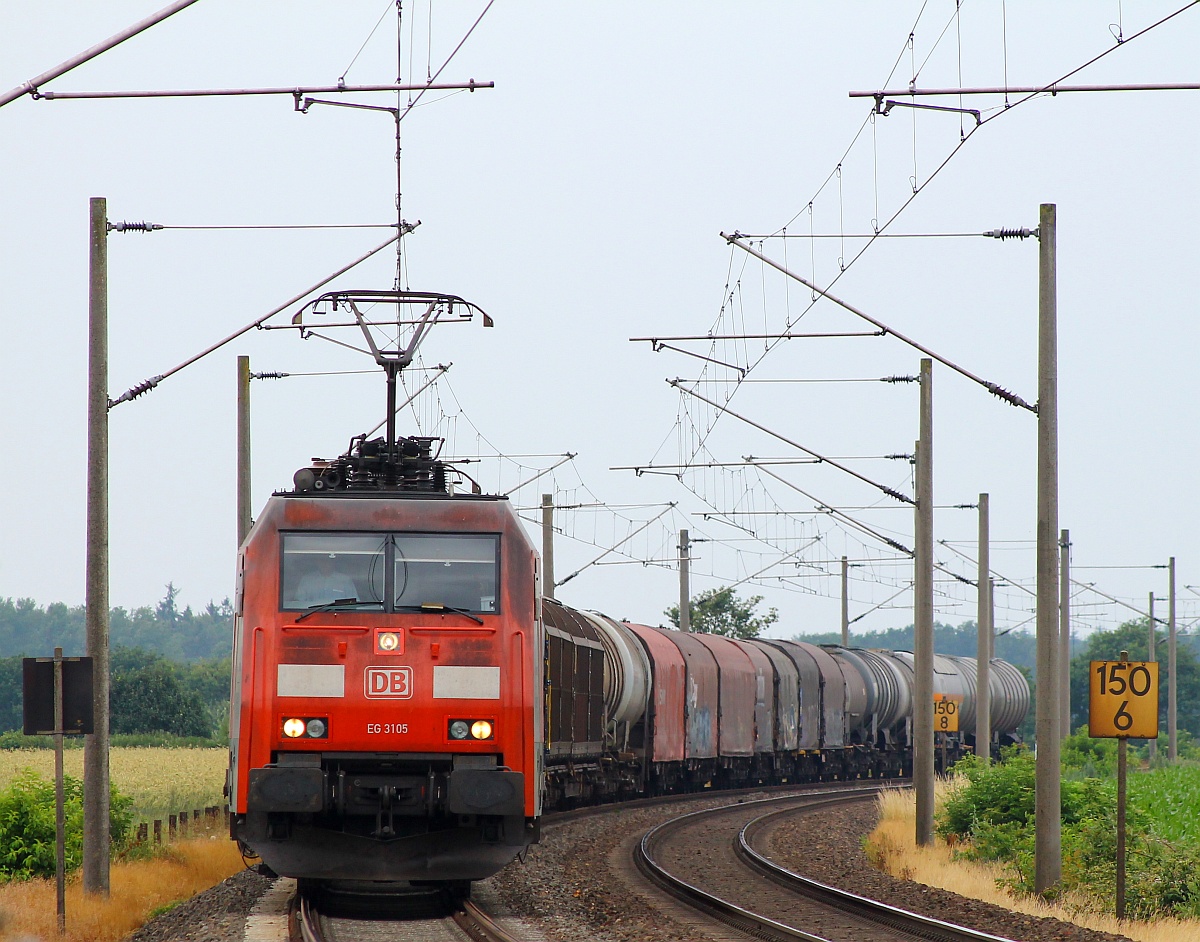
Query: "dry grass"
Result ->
[[0, 836, 244, 942], [868, 783, 1200, 942], [0, 747, 227, 821]]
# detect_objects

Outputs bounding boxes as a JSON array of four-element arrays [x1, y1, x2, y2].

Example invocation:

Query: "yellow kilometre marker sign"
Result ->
[[1089, 660, 1159, 738], [933, 693, 962, 732]]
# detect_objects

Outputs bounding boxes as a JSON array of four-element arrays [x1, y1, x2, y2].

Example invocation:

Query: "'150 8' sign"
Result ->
[[1089, 660, 1158, 739]]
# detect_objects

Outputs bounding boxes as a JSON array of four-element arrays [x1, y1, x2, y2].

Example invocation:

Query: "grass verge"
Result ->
[[867, 785, 1200, 942], [0, 837, 245, 942]]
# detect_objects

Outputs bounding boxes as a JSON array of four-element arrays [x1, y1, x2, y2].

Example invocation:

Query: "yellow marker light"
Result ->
[[470, 720, 493, 740], [283, 718, 306, 738], [378, 631, 400, 652]]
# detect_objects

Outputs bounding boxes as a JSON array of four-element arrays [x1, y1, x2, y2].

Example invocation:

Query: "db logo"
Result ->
[[365, 666, 413, 699]]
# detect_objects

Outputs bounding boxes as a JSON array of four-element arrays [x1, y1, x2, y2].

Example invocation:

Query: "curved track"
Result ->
[[634, 786, 1020, 942]]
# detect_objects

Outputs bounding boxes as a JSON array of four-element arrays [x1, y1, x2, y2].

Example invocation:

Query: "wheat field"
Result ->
[[0, 747, 227, 820]]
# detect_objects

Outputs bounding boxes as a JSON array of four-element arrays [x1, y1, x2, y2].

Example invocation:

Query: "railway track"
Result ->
[[293, 884, 524, 942], [633, 786, 1020, 942]]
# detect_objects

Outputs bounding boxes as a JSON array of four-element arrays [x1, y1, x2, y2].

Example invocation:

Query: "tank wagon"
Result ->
[[226, 435, 1029, 890]]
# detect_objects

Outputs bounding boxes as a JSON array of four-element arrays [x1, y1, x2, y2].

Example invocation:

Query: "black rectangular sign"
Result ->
[[22, 657, 94, 735]]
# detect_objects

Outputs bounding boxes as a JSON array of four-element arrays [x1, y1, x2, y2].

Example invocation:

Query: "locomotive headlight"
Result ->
[[449, 720, 470, 740], [378, 631, 400, 652], [282, 717, 328, 739], [470, 720, 493, 740]]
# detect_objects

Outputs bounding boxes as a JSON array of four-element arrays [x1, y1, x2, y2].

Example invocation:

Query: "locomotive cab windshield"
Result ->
[[281, 531, 500, 613]]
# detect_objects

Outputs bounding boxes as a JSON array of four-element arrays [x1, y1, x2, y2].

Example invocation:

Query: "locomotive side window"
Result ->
[[394, 534, 499, 613], [281, 533, 386, 610]]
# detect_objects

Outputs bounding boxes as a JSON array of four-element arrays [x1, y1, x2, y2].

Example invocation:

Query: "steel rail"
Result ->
[[296, 891, 322, 942], [633, 787, 884, 942], [454, 899, 526, 942], [297, 886, 518, 942], [636, 786, 1023, 942], [738, 801, 1021, 942]]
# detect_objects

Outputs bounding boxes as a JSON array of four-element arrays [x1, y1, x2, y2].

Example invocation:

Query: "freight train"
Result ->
[[226, 433, 1029, 889]]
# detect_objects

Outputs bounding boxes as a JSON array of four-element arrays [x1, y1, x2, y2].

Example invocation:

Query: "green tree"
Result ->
[[177, 656, 232, 705], [1068, 619, 1200, 741], [789, 619, 1040, 672], [0, 587, 234, 663], [0, 656, 22, 733], [110, 655, 212, 738], [664, 587, 778, 639]]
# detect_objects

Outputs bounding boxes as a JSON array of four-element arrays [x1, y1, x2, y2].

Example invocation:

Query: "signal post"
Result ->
[[1090, 651, 1159, 918]]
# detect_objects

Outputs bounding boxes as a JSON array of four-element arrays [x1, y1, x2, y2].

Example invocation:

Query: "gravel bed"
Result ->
[[125, 866, 274, 942], [765, 798, 1133, 942], [126, 792, 1136, 942], [483, 791, 781, 942]]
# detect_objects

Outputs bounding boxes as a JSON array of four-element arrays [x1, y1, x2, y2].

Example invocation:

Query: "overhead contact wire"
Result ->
[[721, 231, 1033, 411], [978, 1, 1200, 126], [109, 233, 399, 408], [668, 381, 914, 504]]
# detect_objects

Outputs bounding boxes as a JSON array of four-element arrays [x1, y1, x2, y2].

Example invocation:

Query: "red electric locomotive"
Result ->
[[227, 433, 543, 886]]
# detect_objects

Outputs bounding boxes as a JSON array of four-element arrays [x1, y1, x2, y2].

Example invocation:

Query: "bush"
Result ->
[[1124, 838, 1200, 919], [0, 769, 133, 881], [1061, 727, 1118, 778], [0, 731, 57, 750], [937, 747, 1200, 916], [937, 747, 1036, 838]]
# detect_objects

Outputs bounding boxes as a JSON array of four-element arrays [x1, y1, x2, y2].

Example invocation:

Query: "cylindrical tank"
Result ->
[[824, 646, 873, 741], [887, 651, 1028, 738], [944, 655, 979, 732], [889, 651, 975, 733], [871, 650, 914, 730], [581, 611, 651, 726], [988, 658, 1030, 734], [854, 648, 910, 732]]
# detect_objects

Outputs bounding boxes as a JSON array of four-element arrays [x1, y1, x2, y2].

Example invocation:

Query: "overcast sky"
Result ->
[[1, 2, 1197, 642]]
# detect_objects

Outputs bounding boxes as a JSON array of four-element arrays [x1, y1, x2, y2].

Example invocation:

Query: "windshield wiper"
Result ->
[[396, 602, 485, 626], [294, 598, 383, 623]]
